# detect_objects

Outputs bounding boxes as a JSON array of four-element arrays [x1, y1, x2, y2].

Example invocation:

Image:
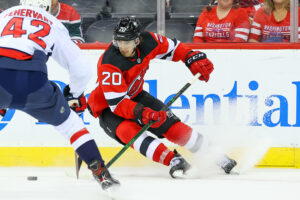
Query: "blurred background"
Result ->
[[4, 0, 298, 43]]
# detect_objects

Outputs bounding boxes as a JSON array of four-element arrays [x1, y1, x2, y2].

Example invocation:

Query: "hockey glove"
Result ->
[[63, 85, 87, 115], [185, 51, 214, 82], [134, 104, 167, 128], [0, 109, 7, 120]]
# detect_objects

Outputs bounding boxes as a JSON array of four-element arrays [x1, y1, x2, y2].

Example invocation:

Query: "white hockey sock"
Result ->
[[184, 130, 209, 153]]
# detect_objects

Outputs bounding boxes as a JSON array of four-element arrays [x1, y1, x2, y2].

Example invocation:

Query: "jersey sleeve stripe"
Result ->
[[155, 38, 179, 61], [104, 91, 127, 99], [235, 28, 250, 34], [153, 33, 163, 43], [106, 95, 127, 106], [252, 21, 261, 28], [107, 95, 131, 112], [109, 105, 117, 112], [250, 28, 261, 35], [194, 32, 203, 37], [235, 33, 248, 41]]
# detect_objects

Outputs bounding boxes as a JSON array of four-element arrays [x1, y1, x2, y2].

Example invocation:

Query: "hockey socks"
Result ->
[[75, 139, 104, 166], [116, 120, 175, 166], [55, 111, 105, 166], [164, 122, 237, 174], [163, 122, 206, 153]]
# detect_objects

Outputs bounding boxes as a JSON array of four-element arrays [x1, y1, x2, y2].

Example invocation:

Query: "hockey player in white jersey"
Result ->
[[0, 0, 120, 190]]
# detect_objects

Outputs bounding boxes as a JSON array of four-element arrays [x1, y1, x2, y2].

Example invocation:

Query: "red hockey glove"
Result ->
[[0, 109, 7, 119], [63, 85, 87, 115], [134, 104, 167, 128], [185, 51, 214, 82]]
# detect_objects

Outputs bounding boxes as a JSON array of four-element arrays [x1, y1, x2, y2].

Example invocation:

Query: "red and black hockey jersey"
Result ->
[[55, 3, 84, 43], [88, 32, 191, 119]]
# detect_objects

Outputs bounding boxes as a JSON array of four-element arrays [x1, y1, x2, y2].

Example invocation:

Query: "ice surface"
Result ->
[[0, 167, 300, 200]]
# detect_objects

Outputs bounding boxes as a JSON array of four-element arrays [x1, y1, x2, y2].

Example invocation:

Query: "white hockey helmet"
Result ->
[[20, 0, 52, 12]]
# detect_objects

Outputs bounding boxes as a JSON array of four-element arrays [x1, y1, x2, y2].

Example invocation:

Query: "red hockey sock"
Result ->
[[153, 143, 175, 166], [116, 120, 175, 166]]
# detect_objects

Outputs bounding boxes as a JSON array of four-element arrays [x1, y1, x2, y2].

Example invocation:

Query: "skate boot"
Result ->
[[219, 155, 237, 174], [88, 160, 120, 190], [169, 150, 191, 178]]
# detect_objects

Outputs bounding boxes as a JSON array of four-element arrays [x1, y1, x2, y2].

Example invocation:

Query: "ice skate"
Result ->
[[169, 150, 191, 178], [219, 155, 237, 174], [88, 160, 120, 190]]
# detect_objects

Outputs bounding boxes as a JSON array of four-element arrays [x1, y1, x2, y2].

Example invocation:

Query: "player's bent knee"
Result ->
[[116, 120, 141, 144], [163, 122, 193, 146]]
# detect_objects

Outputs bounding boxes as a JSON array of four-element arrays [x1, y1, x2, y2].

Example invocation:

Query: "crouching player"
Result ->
[[88, 17, 237, 178]]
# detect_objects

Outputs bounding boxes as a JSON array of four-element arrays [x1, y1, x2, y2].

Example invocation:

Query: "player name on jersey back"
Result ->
[[3, 8, 53, 25]]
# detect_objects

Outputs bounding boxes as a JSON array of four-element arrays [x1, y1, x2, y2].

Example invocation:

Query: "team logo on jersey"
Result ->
[[127, 69, 147, 97]]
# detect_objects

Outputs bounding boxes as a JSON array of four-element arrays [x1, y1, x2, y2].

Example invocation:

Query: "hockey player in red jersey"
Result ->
[[51, 0, 85, 43], [88, 17, 237, 178], [0, 0, 119, 190]]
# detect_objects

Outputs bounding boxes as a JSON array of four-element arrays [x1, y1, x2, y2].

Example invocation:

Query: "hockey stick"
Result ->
[[75, 152, 82, 179], [105, 72, 200, 168], [75, 72, 200, 173]]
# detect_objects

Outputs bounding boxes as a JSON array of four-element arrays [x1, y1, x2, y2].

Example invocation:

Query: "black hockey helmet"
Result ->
[[113, 17, 141, 41]]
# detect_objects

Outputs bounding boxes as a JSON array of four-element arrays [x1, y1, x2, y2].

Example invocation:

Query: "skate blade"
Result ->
[[104, 185, 121, 200], [172, 170, 185, 179], [227, 170, 239, 175]]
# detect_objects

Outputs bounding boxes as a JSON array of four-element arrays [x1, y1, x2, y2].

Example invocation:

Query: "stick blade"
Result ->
[[75, 152, 83, 179]]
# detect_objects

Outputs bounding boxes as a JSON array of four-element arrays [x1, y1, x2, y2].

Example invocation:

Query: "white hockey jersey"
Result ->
[[0, 5, 91, 98]]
